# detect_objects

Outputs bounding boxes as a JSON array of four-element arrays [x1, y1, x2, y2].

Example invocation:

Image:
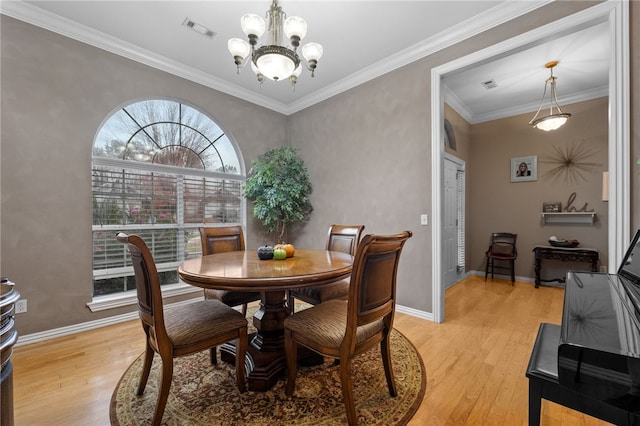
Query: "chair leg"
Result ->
[[380, 333, 397, 397], [241, 303, 248, 317], [484, 257, 490, 281], [287, 291, 295, 314], [528, 379, 543, 426], [511, 260, 515, 286], [235, 326, 248, 393], [491, 258, 495, 279], [210, 347, 218, 365], [339, 356, 358, 426], [152, 353, 174, 426], [137, 341, 155, 396], [284, 329, 298, 396]]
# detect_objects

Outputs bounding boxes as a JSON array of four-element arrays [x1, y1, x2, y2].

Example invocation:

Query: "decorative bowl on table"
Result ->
[[549, 239, 579, 248]]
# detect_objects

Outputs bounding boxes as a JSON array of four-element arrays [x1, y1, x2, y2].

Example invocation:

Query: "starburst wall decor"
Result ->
[[540, 141, 602, 185]]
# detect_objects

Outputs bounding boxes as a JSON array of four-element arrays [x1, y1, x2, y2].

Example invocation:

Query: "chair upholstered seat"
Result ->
[[291, 279, 350, 304], [284, 299, 383, 348], [163, 300, 248, 349], [203, 289, 261, 309]]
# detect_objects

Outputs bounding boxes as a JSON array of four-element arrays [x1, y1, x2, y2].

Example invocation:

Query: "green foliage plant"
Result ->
[[243, 147, 312, 243]]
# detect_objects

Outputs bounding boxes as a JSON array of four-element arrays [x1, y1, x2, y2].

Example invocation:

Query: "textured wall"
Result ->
[[288, 1, 607, 312], [468, 97, 609, 278], [0, 16, 287, 334], [289, 65, 432, 311], [1, 1, 638, 335]]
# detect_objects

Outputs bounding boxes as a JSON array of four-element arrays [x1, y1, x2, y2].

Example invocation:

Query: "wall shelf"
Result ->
[[541, 212, 596, 226]]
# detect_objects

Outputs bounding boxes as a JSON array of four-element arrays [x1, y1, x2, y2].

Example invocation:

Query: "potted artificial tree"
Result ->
[[243, 146, 313, 244]]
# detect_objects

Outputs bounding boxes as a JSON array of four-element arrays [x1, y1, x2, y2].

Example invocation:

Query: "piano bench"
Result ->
[[526, 322, 639, 425]]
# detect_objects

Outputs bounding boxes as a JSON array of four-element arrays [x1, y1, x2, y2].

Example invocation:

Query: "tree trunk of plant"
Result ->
[[278, 221, 286, 243]]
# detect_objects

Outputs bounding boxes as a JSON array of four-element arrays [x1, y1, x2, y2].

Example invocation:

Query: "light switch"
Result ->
[[420, 214, 428, 225]]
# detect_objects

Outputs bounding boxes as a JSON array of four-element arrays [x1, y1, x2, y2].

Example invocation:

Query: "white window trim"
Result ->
[[87, 281, 203, 312]]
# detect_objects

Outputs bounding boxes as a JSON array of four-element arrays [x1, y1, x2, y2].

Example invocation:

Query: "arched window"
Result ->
[[91, 99, 244, 297]]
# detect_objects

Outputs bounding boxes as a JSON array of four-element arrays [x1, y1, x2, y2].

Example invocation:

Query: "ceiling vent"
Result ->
[[481, 79, 498, 90], [182, 18, 216, 39]]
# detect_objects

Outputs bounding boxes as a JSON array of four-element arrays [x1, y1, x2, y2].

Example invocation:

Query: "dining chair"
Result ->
[[287, 224, 364, 314], [116, 233, 248, 426], [484, 232, 518, 285], [284, 231, 412, 425], [199, 226, 261, 362]]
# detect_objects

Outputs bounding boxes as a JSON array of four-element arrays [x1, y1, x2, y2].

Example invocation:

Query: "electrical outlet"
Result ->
[[15, 299, 27, 314]]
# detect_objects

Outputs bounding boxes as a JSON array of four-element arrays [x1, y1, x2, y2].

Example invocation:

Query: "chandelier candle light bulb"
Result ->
[[228, 0, 323, 88]]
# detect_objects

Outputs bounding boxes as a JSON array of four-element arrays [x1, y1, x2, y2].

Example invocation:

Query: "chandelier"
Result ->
[[227, 0, 323, 88], [528, 61, 571, 132]]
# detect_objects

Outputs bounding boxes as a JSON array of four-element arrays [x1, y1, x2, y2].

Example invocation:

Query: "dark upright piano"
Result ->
[[559, 230, 640, 420], [527, 230, 640, 425]]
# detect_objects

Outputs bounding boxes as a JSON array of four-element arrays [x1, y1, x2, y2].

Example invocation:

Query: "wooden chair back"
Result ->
[[345, 231, 412, 346], [487, 232, 518, 258], [199, 226, 245, 255], [325, 224, 365, 255], [116, 233, 168, 344]]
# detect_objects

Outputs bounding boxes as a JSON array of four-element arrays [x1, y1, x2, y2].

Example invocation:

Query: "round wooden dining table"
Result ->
[[178, 249, 353, 392]]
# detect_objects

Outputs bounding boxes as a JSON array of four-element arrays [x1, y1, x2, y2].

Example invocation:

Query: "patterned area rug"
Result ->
[[110, 311, 425, 425]]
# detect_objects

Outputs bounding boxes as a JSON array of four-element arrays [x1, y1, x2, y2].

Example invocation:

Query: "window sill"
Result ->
[[87, 282, 202, 312]]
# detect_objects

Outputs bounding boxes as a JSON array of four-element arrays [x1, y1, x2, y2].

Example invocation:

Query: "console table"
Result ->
[[532, 245, 599, 288]]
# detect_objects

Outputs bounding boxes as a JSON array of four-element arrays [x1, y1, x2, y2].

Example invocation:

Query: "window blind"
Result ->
[[91, 161, 243, 295], [456, 169, 465, 271]]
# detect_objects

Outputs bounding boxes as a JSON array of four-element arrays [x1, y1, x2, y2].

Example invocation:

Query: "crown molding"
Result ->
[[2, 0, 552, 116], [445, 84, 610, 124], [287, 0, 552, 114], [0, 0, 290, 114], [472, 85, 609, 123], [442, 84, 476, 124]]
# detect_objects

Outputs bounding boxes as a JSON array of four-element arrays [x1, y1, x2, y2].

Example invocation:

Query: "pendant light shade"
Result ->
[[529, 61, 571, 131]]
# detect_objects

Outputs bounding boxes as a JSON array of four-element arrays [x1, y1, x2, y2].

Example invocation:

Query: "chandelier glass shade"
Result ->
[[228, 0, 323, 88], [528, 61, 571, 132]]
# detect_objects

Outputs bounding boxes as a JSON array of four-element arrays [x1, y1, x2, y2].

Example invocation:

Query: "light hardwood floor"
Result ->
[[10, 276, 611, 425]]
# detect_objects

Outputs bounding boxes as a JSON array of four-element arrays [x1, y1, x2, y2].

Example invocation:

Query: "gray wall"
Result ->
[[0, 16, 287, 334], [2, 1, 639, 335], [445, 98, 609, 281], [467, 97, 609, 279], [288, 1, 621, 312]]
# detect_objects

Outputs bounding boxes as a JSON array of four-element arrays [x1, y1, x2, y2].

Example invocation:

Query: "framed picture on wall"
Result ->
[[543, 202, 562, 213], [510, 155, 537, 182]]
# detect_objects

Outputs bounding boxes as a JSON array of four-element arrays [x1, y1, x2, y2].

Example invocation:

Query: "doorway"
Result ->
[[430, 1, 630, 323]]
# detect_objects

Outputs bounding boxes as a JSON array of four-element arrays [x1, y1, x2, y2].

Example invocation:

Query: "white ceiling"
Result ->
[[2, 1, 610, 120], [443, 20, 610, 123]]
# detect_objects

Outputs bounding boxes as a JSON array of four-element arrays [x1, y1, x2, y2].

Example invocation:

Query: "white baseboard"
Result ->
[[16, 299, 434, 346], [396, 304, 433, 321], [469, 269, 535, 283], [15, 298, 200, 347]]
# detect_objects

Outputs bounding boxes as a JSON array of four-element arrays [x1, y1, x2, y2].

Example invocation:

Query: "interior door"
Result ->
[[443, 156, 463, 288]]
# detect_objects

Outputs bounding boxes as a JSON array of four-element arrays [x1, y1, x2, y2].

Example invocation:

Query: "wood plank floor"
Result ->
[[10, 276, 611, 425]]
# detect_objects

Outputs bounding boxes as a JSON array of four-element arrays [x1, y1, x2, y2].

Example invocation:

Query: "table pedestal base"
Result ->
[[220, 290, 323, 392], [221, 334, 323, 391]]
